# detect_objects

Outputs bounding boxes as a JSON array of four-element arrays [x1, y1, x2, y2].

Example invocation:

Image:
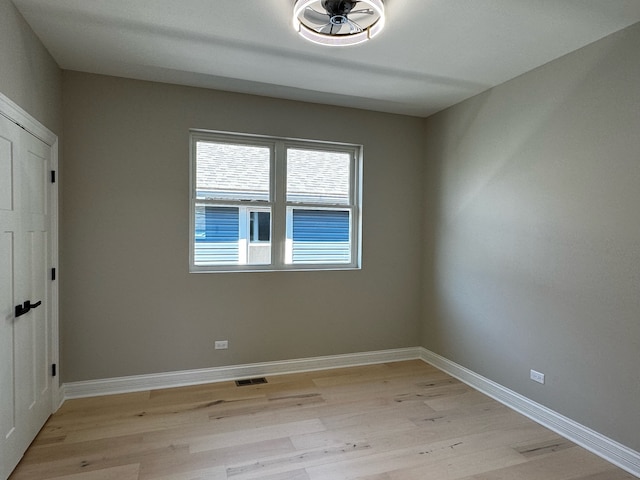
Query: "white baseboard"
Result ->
[[62, 347, 421, 400], [419, 347, 640, 478]]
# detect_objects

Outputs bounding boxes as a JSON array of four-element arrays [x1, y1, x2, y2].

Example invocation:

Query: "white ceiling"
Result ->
[[12, 0, 640, 117]]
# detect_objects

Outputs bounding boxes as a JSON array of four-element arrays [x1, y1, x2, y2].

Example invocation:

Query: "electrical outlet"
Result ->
[[530, 369, 545, 384], [214, 340, 228, 350]]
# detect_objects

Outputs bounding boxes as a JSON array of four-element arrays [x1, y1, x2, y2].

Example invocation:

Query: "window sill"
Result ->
[[189, 264, 361, 274]]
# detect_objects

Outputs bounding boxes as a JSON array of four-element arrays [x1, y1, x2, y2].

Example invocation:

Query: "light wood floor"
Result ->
[[9, 360, 635, 480]]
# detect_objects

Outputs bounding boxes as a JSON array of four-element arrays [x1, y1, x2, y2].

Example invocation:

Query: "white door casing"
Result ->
[[0, 94, 59, 480]]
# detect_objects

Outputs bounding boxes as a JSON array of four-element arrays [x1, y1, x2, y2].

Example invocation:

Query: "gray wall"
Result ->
[[0, 0, 61, 134], [61, 71, 425, 382], [422, 22, 640, 451]]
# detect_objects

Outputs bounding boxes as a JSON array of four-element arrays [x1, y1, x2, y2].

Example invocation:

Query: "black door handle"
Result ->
[[15, 302, 30, 317], [14, 300, 42, 318]]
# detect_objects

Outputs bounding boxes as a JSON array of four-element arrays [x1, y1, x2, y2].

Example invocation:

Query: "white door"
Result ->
[[0, 113, 52, 480]]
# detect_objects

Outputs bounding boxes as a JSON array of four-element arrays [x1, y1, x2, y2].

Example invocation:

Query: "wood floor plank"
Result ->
[[384, 446, 527, 480], [457, 445, 630, 480], [137, 438, 296, 480], [142, 466, 227, 480], [572, 471, 637, 480], [10, 440, 186, 479], [8, 361, 635, 480], [513, 436, 576, 458], [188, 419, 326, 454], [256, 469, 310, 480], [35, 463, 140, 480], [304, 426, 549, 480], [225, 441, 373, 479]]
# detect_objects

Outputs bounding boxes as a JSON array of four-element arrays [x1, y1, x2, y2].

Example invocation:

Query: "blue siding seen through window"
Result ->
[[194, 206, 239, 264], [200, 207, 239, 242], [291, 209, 350, 263]]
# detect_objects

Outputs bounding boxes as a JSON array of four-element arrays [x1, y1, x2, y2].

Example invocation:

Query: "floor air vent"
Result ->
[[235, 377, 268, 386]]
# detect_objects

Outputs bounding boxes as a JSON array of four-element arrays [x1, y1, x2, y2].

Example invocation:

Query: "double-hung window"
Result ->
[[190, 130, 362, 272]]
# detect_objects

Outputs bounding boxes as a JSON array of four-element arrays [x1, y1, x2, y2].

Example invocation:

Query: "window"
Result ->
[[190, 130, 361, 272]]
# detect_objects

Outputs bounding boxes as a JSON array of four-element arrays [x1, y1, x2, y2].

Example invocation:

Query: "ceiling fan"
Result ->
[[293, 0, 385, 46]]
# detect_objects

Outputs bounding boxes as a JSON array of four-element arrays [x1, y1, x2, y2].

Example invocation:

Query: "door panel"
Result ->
[[0, 136, 12, 211], [24, 147, 46, 215], [29, 230, 50, 429], [0, 232, 18, 470], [0, 114, 52, 480], [0, 117, 21, 479]]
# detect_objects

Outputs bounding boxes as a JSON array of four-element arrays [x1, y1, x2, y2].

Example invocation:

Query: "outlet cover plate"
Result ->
[[215, 340, 228, 350], [530, 369, 545, 384]]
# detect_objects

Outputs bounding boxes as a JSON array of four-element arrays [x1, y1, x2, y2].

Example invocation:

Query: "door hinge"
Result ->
[[51, 170, 56, 183], [51, 364, 57, 377], [51, 267, 56, 280]]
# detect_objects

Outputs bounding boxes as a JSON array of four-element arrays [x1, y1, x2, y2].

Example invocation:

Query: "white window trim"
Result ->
[[189, 130, 362, 273]]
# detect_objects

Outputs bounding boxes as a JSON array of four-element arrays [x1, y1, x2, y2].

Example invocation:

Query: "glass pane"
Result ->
[[247, 210, 271, 265], [249, 211, 271, 242], [286, 148, 350, 204], [287, 208, 351, 264], [194, 205, 272, 266], [194, 206, 240, 265], [196, 141, 270, 201]]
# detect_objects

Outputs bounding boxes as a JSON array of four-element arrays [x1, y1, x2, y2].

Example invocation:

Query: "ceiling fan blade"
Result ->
[[349, 9, 374, 15], [347, 19, 364, 33], [304, 7, 330, 25], [349, 9, 374, 25], [319, 23, 335, 34]]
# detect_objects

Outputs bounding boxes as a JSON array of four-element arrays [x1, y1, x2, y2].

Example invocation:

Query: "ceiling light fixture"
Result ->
[[293, 0, 385, 47]]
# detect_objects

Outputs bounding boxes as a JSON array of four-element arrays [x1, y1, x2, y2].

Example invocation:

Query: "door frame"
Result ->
[[0, 92, 60, 411]]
